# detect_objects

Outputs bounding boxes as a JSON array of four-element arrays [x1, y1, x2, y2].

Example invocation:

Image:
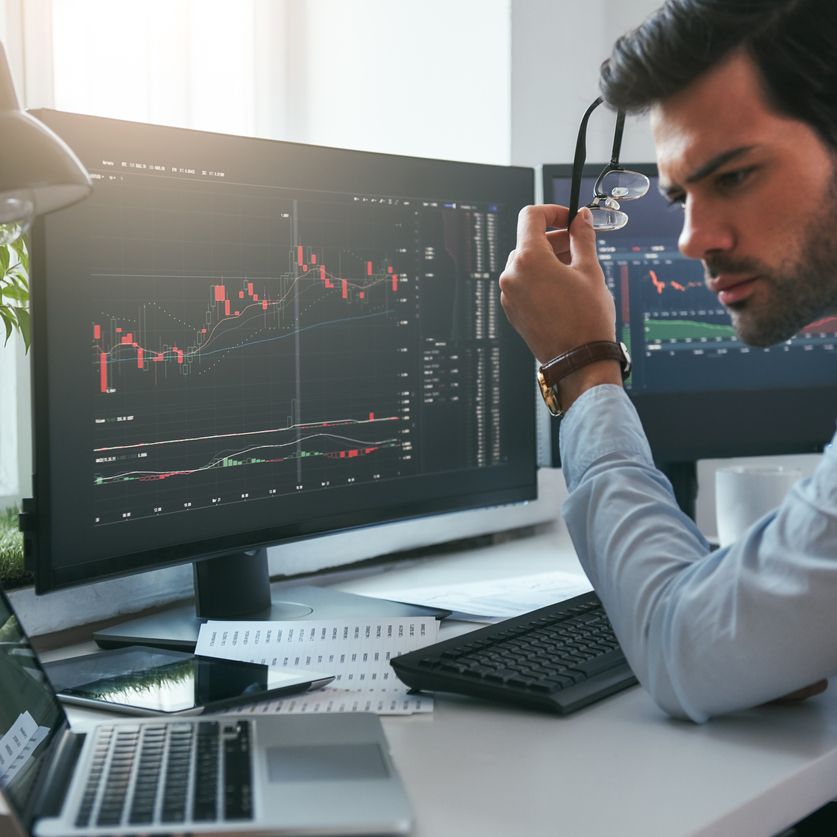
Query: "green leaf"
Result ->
[[1, 286, 27, 303], [12, 237, 28, 274], [0, 308, 12, 346], [13, 307, 29, 352], [6, 266, 26, 285], [0, 245, 9, 275]]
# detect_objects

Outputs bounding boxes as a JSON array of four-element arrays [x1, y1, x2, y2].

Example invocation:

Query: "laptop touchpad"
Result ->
[[267, 743, 389, 782]]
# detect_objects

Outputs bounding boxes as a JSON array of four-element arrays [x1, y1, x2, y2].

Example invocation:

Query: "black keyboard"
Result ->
[[390, 591, 637, 714]]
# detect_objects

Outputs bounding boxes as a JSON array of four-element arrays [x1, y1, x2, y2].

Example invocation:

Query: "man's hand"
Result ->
[[769, 680, 828, 705], [499, 204, 623, 412], [498, 204, 618, 364]]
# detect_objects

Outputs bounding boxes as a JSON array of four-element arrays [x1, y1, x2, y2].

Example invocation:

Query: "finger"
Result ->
[[770, 679, 828, 704], [568, 206, 599, 269], [516, 204, 570, 249], [545, 228, 570, 257]]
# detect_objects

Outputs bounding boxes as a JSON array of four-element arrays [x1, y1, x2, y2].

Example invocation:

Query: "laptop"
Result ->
[[0, 587, 412, 836]]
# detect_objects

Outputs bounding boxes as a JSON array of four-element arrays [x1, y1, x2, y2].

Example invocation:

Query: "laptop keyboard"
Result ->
[[75, 719, 253, 828], [390, 591, 637, 714]]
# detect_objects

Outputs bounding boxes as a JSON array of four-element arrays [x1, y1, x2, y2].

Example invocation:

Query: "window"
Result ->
[[49, 0, 511, 162]]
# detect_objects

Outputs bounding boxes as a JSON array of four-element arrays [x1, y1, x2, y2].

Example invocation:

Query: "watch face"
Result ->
[[618, 341, 632, 380], [537, 370, 562, 417]]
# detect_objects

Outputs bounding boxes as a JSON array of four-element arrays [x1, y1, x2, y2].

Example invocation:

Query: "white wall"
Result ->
[[300, 0, 511, 164], [510, 0, 660, 175]]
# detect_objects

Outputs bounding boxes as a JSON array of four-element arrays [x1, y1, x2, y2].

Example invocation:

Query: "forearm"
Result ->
[[560, 386, 711, 719], [560, 386, 837, 722]]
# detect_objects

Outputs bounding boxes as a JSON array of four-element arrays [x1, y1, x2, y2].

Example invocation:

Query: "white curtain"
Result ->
[[48, 0, 510, 161], [0, 337, 22, 505], [0, 0, 29, 507]]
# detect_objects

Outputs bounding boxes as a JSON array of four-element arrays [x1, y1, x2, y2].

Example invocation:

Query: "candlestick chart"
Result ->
[[92, 245, 405, 394], [70, 167, 509, 526]]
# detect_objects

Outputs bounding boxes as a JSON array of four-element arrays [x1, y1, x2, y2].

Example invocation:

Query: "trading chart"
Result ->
[[56, 158, 509, 526]]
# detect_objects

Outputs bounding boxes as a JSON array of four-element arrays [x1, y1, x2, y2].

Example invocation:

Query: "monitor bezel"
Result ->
[[26, 110, 537, 593]]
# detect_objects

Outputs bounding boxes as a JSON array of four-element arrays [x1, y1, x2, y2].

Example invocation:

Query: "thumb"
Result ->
[[569, 206, 598, 269]]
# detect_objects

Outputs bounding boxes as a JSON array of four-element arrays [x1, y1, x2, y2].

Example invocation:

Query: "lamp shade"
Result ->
[[0, 41, 91, 225]]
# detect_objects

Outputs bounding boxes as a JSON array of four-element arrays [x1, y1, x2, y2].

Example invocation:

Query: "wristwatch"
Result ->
[[537, 340, 631, 417]]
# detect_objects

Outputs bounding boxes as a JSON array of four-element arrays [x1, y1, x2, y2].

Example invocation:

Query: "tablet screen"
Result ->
[[44, 647, 329, 714]]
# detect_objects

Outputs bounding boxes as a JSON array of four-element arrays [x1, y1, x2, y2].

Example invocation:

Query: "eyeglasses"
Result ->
[[567, 96, 649, 232]]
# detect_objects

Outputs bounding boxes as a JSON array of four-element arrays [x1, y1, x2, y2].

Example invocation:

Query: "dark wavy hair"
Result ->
[[599, 0, 837, 150]]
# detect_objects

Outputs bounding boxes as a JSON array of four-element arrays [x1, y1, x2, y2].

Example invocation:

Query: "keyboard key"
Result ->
[[574, 649, 628, 677]]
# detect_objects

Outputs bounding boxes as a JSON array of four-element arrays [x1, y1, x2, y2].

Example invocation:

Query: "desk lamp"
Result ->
[[0, 42, 91, 246]]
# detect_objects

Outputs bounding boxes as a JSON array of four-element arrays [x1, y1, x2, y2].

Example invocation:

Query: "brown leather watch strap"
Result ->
[[539, 341, 630, 388]]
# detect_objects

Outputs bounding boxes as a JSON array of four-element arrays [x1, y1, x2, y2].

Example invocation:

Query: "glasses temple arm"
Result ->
[[610, 110, 626, 167], [568, 97, 603, 230]]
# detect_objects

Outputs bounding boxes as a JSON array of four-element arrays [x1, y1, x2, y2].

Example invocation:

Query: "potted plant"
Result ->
[[0, 237, 31, 589]]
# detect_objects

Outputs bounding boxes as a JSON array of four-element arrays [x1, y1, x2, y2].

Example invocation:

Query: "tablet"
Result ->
[[43, 646, 333, 715]]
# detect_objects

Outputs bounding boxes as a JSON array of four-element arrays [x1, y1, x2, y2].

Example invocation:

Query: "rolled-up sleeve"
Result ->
[[560, 385, 837, 722]]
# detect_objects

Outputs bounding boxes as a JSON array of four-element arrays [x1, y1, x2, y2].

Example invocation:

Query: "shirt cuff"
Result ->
[[559, 385, 655, 490]]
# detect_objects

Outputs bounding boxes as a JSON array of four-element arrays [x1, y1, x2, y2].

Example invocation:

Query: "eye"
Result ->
[[663, 192, 686, 208], [715, 166, 756, 192]]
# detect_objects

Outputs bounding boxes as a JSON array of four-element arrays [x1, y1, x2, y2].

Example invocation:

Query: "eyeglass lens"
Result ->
[[588, 169, 650, 231], [595, 169, 650, 201], [587, 203, 629, 231]]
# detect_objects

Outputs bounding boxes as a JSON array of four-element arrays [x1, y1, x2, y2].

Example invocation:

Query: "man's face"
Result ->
[[651, 52, 837, 347]]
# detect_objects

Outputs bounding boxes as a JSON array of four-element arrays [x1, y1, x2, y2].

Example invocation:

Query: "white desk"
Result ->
[[381, 674, 837, 837], [43, 529, 837, 836], [337, 529, 837, 837]]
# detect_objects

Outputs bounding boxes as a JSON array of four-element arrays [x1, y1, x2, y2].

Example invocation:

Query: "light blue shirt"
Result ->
[[559, 384, 837, 723]]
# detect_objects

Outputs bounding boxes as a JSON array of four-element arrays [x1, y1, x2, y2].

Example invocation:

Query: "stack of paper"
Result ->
[[195, 616, 439, 715], [359, 569, 594, 622]]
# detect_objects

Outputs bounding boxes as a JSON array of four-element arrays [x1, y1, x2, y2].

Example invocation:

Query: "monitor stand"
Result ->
[[93, 547, 448, 651]]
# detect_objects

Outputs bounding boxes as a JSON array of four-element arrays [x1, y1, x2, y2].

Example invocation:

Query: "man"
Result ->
[[499, 0, 837, 724]]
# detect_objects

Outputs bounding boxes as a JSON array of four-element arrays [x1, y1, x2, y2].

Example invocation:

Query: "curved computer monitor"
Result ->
[[543, 163, 837, 514], [24, 110, 536, 645]]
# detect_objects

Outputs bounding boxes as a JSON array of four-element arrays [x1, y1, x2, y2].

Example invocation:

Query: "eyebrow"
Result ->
[[658, 145, 757, 198]]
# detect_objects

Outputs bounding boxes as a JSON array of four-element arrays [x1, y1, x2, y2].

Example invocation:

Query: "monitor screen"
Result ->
[[28, 111, 536, 602], [543, 163, 837, 467]]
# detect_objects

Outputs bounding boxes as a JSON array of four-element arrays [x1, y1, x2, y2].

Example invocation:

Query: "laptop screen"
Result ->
[[0, 590, 65, 820]]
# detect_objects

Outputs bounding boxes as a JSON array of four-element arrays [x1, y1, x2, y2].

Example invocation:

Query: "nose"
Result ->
[[677, 198, 735, 261]]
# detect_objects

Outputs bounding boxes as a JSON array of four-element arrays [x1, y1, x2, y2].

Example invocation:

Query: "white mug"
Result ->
[[715, 465, 802, 547]]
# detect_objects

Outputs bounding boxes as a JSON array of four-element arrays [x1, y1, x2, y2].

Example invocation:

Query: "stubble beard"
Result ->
[[705, 174, 837, 348]]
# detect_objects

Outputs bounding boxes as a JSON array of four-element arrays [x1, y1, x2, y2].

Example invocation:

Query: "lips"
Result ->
[[707, 275, 760, 306]]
